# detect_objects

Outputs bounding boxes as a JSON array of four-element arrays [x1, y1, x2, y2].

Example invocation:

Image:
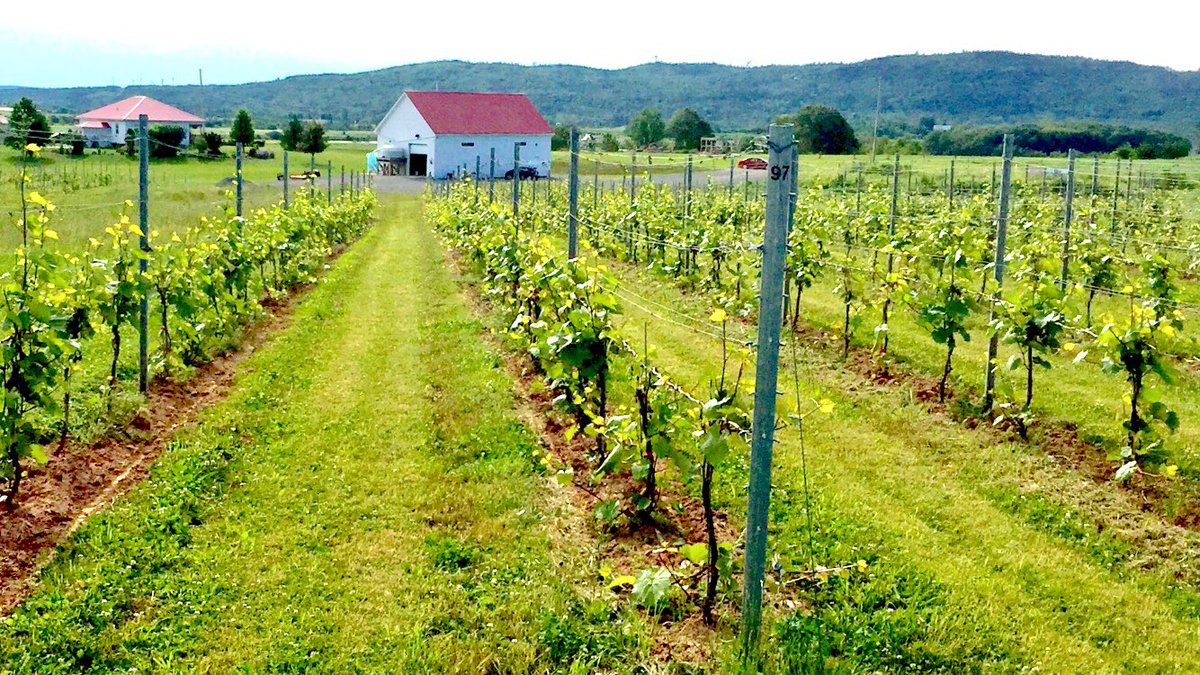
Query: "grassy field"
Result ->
[[0, 141, 374, 249], [6, 151, 1200, 671], [597, 256, 1200, 673], [0, 195, 658, 673]]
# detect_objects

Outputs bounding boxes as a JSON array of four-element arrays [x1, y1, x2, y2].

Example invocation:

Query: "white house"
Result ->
[[76, 96, 204, 148], [374, 91, 552, 179]]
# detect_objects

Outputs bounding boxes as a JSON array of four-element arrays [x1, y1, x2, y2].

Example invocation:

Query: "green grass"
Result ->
[[0, 141, 374, 249], [0, 194, 654, 673], [603, 258, 1200, 673]]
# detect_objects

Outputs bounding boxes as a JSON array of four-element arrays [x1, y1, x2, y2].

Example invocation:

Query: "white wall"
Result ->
[[80, 121, 197, 148], [375, 96, 434, 154], [432, 134, 552, 179]]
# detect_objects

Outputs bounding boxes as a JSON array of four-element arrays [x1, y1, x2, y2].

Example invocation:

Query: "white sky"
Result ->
[[3, 0, 1199, 87]]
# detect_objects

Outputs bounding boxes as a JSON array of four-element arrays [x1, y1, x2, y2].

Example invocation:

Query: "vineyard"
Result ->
[[422, 139, 1200, 670], [3, 137, 1200, 672]]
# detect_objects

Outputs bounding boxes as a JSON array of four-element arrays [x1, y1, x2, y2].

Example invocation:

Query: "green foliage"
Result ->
[[3, 97, 50, 150], [147, 125, 186, 158], [201, 131, 224, 157], [925, 123, 1193, 158], [599, 132, 620, 153], [551, 125, 571, 151], [280, 116, 305, 152], [626, 108, 665, 148], [230, 109, 255, 146], [780, 104, 859, 155], [666, 108, 713, 151], [300, 122, 328, 159], [0, 171, 376, 506]]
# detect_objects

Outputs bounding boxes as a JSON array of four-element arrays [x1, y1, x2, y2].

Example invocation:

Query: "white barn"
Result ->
[[374, 91, 552, 179]]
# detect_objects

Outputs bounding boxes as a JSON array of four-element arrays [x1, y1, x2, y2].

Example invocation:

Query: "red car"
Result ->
[[737, 157, 767, 170]]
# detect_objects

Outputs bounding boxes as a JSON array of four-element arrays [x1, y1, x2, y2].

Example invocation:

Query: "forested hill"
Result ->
[[5, 52, 1200, 134]]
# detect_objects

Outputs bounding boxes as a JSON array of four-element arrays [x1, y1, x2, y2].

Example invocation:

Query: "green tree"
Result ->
[[280, 116, 304, 152], [551, 125, 571, 151], [666, 108, 714, 151], [147, 126, 185, 158], [600, 132, 620, 152], [5, 97, 51, 151], [626, 108, 665, 148], [299, 122, 328, 169], [230, 109, 255, 146], [780, 104, 860, 155]]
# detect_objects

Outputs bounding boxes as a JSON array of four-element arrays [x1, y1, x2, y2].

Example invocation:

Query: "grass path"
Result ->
[[610, 264, 1200, 673], [0, 195, 650, 673]]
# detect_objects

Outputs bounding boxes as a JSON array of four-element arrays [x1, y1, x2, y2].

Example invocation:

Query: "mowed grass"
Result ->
[[604, 258, 1200, 673], [0, 194, 653, 673], [0, 142, 375, 249]]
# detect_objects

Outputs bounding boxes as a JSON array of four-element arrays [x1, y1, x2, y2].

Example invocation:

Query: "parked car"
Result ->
[[504, 165, 540, 180], [737, 157, 767, 170]]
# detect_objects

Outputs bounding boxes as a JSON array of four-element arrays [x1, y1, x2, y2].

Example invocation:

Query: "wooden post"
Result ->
[[984, 135, 1014, 411], [1059, 149, 1076, 291], [489, 147, 496, 203], [235, 142, 243, 217], [327, 161, 333, 204], [740, 124, 793, 665], [568, 127, 579, 259], [137, 115, 150, 394], [512, 144, 520, 216], [881, 153, 900, 354], [283, 150, 289, 207]]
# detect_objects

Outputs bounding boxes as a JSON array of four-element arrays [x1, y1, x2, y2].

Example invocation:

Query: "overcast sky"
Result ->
[[3, 1, 1198, 88]]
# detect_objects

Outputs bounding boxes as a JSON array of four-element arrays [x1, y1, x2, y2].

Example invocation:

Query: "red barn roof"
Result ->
[[405, 91, 551, 135], [78, 96, 204, 124]]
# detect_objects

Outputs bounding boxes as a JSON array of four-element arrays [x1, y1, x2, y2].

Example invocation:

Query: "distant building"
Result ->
[[374, 91, 552, 179], [932, 124, 953, 132], [76, 96, 204, 148]]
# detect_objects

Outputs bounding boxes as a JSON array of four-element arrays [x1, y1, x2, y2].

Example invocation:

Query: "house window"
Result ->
[[461, 142, 475, 147]]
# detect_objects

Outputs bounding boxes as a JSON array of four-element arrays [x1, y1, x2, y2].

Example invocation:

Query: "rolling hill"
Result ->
[[4, 52, 1199, 135]]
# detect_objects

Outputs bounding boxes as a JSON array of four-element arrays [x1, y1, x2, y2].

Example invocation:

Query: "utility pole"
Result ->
[[870, 77, 882, 164], [740, 123, 793, 666]]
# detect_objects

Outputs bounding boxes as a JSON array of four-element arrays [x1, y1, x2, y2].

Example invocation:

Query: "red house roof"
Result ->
[[77, 96, 204, 124], [406, 91, 551, 135]]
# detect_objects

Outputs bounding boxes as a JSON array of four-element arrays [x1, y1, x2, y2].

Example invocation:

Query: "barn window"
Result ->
[[461, 142, 475, 147]]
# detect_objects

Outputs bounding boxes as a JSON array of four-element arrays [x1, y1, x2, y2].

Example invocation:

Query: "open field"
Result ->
[[0, 142, 374, 249]]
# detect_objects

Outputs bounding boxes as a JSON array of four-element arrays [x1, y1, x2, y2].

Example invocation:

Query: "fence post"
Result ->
[[235, 142, 244, 217], [282, 150, 290, 207], [327, 161, 333, 204], [137, 114, 150, 395], [947, 157, 955, 207], [1088, 155, 1099, 225], [984, 135, 1014, 411], [740, 123, 793, 666], [630, 152, 636, 205], [512, 144, 520, 216], [568, 127, 580, 258], [685, 154, 693, 222], [881, 153, 900, 354], [729, 156, 735, 197], [475, 155, 481, 204], [1059, 148, 1076, 291], [1111, 158, 1121, 237]]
